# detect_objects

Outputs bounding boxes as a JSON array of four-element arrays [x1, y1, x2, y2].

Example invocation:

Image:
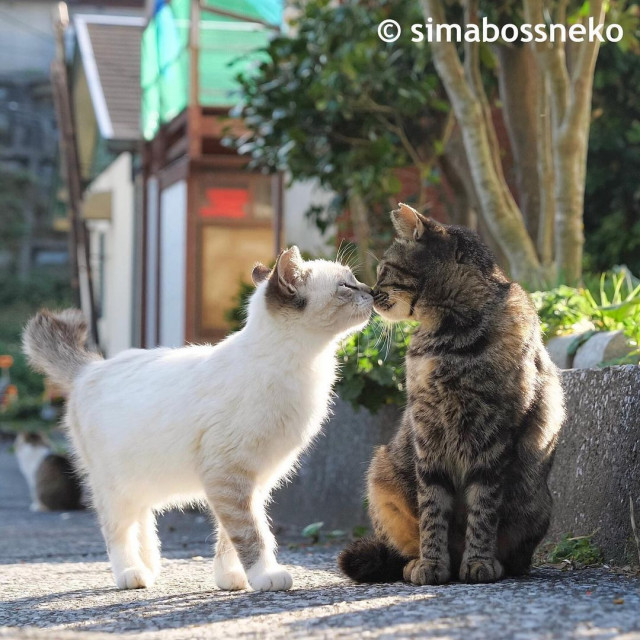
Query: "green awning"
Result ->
[[141, 0, 281, 141]]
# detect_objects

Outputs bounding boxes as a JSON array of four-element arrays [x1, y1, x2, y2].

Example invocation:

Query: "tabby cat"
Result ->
[[339, 204, 564, 584]]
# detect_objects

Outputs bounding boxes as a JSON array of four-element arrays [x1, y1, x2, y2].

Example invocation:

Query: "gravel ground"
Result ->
[[1, 444, 639, 639]]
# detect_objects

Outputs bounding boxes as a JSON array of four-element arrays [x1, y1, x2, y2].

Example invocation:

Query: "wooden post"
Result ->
[[51, 3, 100, 349]]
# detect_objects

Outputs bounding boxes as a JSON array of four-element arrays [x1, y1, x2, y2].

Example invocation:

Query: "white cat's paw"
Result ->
[[143, 556, 162, 578], [115, 567, 155, 590], [215, 569, 249, 591], [247, 566, 293, 592], [30, 501, 48, 512]]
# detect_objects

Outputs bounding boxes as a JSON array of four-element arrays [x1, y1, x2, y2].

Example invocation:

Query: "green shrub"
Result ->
[[532, 268, 640, 363], [223, 268, 640, 415], [224, 280, 255, 333], [336, 317, 416, 414], [548, 533, 604, 566], [0, 271, 73, 426]]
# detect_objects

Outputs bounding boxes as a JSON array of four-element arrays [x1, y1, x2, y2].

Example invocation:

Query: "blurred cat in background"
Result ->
[[15, 432, 84, 512]]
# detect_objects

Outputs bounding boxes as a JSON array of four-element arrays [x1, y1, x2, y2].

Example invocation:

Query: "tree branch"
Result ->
[[463, 0, 506, 184], [564, 0, 604, 141], [536, 68, 555, 269], [523, 0, 570, 127]]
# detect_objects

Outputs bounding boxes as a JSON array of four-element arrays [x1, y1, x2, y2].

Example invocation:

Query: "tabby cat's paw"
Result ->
[[459, 557, 504, 583], [403, 558, 451, 585]]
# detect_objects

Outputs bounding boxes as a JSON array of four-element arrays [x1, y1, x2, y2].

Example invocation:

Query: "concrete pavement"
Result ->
[[1, 443, 639, 639]]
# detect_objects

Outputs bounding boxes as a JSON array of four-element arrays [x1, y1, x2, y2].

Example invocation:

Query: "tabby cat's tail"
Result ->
[[23, 309, 102, 392], [338, 537, 408, 583]]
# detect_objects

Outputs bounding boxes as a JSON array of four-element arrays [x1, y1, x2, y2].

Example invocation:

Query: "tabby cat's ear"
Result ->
[[391, 203, 445, 240], [272, 246, 304, 295], [251, 263, 271, 285]]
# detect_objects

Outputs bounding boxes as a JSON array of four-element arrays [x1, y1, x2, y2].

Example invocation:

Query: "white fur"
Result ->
[[14, 435, 50, 512], [63, 255, 372, 591]]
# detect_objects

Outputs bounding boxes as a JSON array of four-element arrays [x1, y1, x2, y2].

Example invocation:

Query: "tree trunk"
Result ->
[[523, 0, 604, 284], [495, 43, 541, 242], [421, 0, 543, 287], [349, 191, 376, 285]]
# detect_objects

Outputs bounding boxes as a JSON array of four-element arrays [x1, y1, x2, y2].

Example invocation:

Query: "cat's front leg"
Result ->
[[404, 465, 453, 586], [213, 526, 248, 591], [459, 471, 504, 583], [205, 473, 292, 592]]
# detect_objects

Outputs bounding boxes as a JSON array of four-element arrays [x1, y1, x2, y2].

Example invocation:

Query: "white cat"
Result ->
[[23, 247, 372, 591]]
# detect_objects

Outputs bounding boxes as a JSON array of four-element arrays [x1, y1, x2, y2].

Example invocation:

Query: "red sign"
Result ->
[[200, 188, 249, 218]]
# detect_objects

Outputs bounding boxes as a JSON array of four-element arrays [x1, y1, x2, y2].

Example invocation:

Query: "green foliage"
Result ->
[[532, 269, 640, 362], [301, 521, 347, 544], [232, 0, 447, 227], [223, 280, 255, 333], [302, 521, 324, 544], [352, 525, 369, 539], [530, 286, 596, 338], [0, 272, 73, 429], [548, 533, 604, 566], [0, 172, 33, 253], [336, 316, 416, 414]]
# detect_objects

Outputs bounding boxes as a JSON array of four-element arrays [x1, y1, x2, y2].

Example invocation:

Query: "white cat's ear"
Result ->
[[273, 246, 304, 295], [391, 203, 445, 240], [251, 262, 271, 285]]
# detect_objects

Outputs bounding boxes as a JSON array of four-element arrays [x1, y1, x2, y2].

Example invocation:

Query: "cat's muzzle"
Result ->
[[372, 288, 394, 311]]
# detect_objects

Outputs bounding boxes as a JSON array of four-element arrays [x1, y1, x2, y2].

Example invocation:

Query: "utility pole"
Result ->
[[51, 1, 100, 349]]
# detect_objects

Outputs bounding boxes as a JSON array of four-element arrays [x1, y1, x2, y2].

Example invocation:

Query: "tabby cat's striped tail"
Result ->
[[338, 537, 407, 583]]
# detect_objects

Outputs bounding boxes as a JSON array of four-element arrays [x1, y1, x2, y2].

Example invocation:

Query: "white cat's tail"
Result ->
[[23, 309, 102, 392]]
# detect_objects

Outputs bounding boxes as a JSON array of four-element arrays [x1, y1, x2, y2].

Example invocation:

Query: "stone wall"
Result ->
[[273, 366, 640, 565], [271, 400, 399, 532], [548, 366, 640, 565]]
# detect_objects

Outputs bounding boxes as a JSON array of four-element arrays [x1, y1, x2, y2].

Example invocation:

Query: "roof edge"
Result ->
[[74, 15, 114, 139]]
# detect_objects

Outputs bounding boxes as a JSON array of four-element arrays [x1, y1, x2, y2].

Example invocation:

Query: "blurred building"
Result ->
[[139, 0, 331, 348], [0, 0, 144, 278], [70, 13, 144, 355], [49, 0, 332, 357]]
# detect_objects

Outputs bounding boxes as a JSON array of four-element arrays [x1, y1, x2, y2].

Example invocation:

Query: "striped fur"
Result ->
[[339, 204, 564, 585]]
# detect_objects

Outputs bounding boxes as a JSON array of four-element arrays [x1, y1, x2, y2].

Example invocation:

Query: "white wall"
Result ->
[[144, 177, 159, 347], [283, 178, 334, 257], [159, 180, 187, 348], [86, 152, 135, 357]]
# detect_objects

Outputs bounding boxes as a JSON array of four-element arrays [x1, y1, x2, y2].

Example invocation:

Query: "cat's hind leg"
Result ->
[[498, 485, 552, 577], [213, 525, 248, 591], [95, 492, 155, 590], [138, 509, 162, 579], [204, 471, 292, 592]]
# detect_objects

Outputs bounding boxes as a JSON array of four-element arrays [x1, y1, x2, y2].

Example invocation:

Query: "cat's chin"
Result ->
[[373, 305, 407, 323]]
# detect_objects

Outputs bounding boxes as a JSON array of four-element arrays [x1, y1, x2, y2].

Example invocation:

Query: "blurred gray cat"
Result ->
[[15, 432, 84, 511]]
